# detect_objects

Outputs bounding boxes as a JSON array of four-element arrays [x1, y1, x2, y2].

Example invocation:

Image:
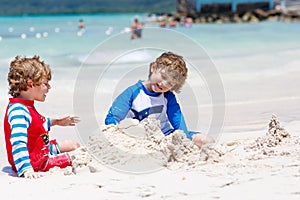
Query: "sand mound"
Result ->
[[87, 118, 203, 172], [53, 115, 299, 175], [244, 114, 298, 159]]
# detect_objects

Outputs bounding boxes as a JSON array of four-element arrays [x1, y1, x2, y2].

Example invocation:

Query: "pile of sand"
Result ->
[[246, 115, 290, 150], [202, 115, 299, 162], [243, 114, 299, 160], [53, 115, 299, 175], [87, 118, 203, 172], [189, 115, 300, 177]]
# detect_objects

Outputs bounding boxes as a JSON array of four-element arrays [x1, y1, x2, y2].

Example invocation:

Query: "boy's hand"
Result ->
[[23, 170, 46, 179], [192, 133, 215, 149], [51, 116, 80, 126]]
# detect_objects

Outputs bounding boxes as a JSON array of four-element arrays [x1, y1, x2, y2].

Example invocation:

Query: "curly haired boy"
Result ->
[[4, 55, 80, 179], [105, 52, 214, 148]]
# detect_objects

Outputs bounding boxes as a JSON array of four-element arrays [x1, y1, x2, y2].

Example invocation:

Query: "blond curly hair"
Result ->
[[149, 52, 188, 93], [8, 55, 52, 97]]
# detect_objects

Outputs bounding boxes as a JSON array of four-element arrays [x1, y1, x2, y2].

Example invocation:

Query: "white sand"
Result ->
[[1, 115, 299, 200]]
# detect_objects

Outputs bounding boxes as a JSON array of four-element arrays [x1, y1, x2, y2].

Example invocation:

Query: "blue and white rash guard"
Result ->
[[105, 80, 194, 139]]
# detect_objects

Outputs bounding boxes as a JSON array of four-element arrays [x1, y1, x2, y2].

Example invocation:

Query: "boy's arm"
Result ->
[[105, 86, 135, 125], [165, 92, 193, 139], [8, 104, 33, 177]]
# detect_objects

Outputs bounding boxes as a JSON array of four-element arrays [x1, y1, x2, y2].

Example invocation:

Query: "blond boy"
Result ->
[[105, 52, 213, 148], [4, 56, 80, 179]]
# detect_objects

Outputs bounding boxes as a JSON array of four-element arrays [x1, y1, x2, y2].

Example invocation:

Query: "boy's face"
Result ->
[[148, 68, 175, 93], [29, 79, 51, 102]]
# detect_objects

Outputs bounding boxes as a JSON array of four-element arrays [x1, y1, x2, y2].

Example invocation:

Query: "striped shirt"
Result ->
[[4, 99, 50, 176]]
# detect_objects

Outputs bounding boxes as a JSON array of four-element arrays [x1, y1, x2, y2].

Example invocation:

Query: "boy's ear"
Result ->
[[150, 62, 157, 73], [26, 80, 34, 88]]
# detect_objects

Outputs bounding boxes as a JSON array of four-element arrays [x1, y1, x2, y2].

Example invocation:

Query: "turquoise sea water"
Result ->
[[1, 14, 299, 63], [0, 13, 300, 136]]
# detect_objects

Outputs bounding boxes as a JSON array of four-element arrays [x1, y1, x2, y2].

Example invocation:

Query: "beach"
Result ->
[[0, 116, 299, 200], [0, 14, 300, 199]]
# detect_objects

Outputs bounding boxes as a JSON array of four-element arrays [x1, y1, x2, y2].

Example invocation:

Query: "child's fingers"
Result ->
[[71, 116, 80, 122], [67, 116, 80, 125]]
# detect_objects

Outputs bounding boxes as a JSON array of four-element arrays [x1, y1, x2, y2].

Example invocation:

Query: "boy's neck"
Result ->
[[18, 92, 34, 101], [143, 80, 153, 92]]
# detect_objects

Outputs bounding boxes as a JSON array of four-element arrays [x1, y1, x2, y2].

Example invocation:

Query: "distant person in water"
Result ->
[[78, 19, 85, 30], [77, 19, 86, 36], [131, 17, 143, 40], [169, 18, 177, 28], [180, 17, 193, 28], [159, 19, 167, 28], [185, 17, 193, 28]]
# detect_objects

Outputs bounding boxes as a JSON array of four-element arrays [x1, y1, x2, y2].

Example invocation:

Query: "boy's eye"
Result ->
[[160, 71, 169, 80], [160, 73, 175, 87]]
